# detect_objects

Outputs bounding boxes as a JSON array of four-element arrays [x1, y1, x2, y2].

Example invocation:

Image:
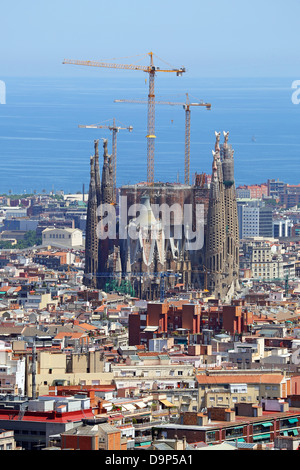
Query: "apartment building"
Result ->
[[273, 218, 293, 238], [111, 353, 195, 391], [26, 350, 113, 396], [240, 238, 284, 280], [237, 200, 273, 239], [61, 422, 127, 450], [0, 430, 17, 450], [19, 292, 56, 310], [42, 227, 83, 249], [238, 203, 260, 238], [196, 371, 290, 409], [228, 338, 265, 369], [0, 395, 95, 450], [154, 401, 300, 446], [0, 346, 26, 395]]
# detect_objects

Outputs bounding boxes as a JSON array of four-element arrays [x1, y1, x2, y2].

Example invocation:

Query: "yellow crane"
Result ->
[[62, 52, 186, 184], [115, 93, 211, 185], [78, 118, 133, 202]]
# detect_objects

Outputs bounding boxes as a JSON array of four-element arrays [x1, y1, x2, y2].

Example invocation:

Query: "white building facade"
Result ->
[[42, 227, 83, 248]]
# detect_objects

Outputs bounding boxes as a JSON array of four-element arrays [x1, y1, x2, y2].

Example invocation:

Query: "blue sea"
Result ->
[[0, 75, 300, 194]]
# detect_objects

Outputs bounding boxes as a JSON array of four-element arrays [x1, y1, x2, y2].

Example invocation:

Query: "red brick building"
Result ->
[[61, 422, 127, 450], [128, 301, 253, 347]]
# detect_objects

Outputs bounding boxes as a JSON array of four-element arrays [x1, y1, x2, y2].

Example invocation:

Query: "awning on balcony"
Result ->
[[159, 399, 176, 407], [261, 422, 272, 427], [288, 418, 298, 424], [252, 434, 270, 441], [122, 404, 136, 411], [134, 402, 147, 408]]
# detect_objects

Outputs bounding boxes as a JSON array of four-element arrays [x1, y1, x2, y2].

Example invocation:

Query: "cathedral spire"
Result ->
[[101, 138, 113, 204], [83, 155, 98, 288], [223, 131, 229, 149], [215, 131, 221, 152], [94, 139, 101, 208]]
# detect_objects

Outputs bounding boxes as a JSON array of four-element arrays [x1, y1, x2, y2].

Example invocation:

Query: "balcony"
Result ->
[[122, 408, 151, 417], [133, 420, 163, 430], [225, 426, 245, 439], [252, 422, 273, 435], [280, 417, 299, 431], [134, 435, 152, 444]]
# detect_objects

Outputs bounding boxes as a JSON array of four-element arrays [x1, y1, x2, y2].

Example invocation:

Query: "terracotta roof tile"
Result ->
[[195, 374, 286, 385]]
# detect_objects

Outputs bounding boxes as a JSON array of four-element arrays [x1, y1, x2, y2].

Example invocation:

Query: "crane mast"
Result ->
[[184, 102, 191, 185], [78, 118, 132, 202], [115, 93, 211, 185], [63, 52, 185, 184]]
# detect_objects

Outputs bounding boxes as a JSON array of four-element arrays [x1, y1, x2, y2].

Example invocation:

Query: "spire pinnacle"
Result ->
[[214, 131, 221, 152], [223, 131, 229, 148]]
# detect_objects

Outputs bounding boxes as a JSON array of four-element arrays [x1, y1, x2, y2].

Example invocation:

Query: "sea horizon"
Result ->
[[0, 75, 300, 195]]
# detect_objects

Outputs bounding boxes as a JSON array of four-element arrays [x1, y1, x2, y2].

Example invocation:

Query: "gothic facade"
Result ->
[[84, 132, 239, 301]]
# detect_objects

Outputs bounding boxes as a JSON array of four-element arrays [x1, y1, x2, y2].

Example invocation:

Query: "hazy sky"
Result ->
[[1, 0, 300, 77]]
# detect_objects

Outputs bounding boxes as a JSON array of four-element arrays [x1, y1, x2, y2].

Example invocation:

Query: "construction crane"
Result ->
[[78, 118, 133, 202], [160, 271, 181, 302], [62, 52, 186, 184], [115, 93, 211, 185]]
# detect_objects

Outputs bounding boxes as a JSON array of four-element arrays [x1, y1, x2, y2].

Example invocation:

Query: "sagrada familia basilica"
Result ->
[[84, 132, 239, 302]]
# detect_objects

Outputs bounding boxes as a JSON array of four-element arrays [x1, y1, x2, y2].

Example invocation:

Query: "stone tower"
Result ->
[[205, 132, 226, 297], [83, 155, 99, 288], [94, 139, 102, 207], [220, 131, 239, 298], [205, 131, 239, 300], [97, 139, 114, 288], [101, 138, 113, 205]]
